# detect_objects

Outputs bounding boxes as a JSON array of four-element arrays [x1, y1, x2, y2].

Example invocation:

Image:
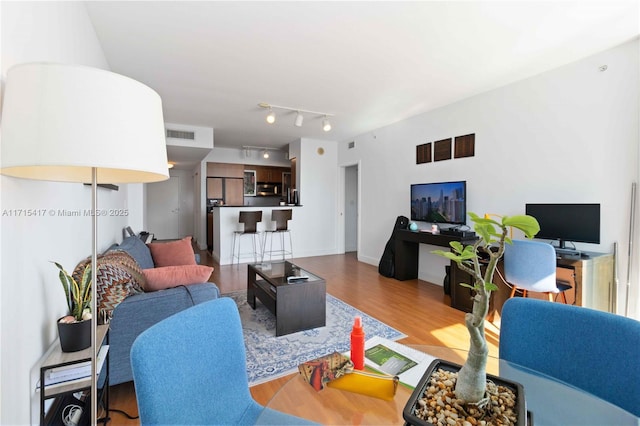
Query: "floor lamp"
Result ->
[[0, 63, 169, 423]]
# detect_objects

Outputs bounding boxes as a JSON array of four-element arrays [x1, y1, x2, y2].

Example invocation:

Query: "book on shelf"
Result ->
[[37, 345, 109, 390], [363, 336, 436, 389], [46, 361, 91, 381]]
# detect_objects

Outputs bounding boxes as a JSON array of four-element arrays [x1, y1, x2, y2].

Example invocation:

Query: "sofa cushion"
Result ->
[[73, 251, 145, 324], [114, 236, 155, 269], [147, 236, 197, 267], [142, 265, 214, 291]]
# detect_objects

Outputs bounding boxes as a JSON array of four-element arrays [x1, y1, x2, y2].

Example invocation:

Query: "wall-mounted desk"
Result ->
[[393, 229, 615, 315], [393, 229, 477, 281]]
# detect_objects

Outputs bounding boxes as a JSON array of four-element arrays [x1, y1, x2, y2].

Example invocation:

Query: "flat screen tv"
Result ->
[[410, 180, 466, 225], [525, 203, 600, 249]]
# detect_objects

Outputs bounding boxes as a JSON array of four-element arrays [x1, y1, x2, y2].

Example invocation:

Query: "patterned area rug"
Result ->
[[225, 291, 406, 386]]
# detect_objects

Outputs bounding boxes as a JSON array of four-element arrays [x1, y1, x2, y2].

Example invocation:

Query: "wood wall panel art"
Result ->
[[416, 143, 432, 164], [433, 138, 452, 162], [454, 134, 475, 158]]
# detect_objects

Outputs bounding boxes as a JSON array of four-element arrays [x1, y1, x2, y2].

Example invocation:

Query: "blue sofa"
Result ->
[[103, 236, 220, 385]]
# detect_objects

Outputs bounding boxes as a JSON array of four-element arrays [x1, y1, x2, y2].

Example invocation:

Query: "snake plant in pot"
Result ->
[[53, 261, 92, 352], [403, 213, 539, 426]]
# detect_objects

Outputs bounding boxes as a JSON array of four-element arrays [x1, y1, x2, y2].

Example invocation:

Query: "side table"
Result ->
[[39, 324, 109, 425]]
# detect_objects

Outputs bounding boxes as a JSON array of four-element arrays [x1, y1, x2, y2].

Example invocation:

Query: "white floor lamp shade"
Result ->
[[1, 62, 169, 182], [0, 62, 170, 423]]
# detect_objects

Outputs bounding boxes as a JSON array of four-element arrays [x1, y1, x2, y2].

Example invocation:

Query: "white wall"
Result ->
[[293, 138, 341, 257], [339, 39, 640, 318], [0, 2, 145, 424]]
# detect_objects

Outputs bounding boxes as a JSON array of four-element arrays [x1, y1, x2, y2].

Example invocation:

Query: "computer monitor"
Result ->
[[525, 203, 600, 249]]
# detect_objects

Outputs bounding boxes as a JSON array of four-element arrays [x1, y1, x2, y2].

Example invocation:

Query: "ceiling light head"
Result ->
[[167, 162, 175, 169], [322, 116, 332, 132], [295, 111, 304, 127], [266, 108, 276, 124], [263, 150, 270, 159]]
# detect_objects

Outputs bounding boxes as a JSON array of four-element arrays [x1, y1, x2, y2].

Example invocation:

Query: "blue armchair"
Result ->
[[130, 297, 315, 425], [499, 297, 640, 417]]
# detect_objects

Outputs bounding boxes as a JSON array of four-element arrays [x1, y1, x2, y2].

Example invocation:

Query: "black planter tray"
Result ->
[[403, 359, 529, 426]]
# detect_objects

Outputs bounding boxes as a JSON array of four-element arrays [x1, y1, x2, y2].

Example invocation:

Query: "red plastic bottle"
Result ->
[[350, 316, 365, 370]]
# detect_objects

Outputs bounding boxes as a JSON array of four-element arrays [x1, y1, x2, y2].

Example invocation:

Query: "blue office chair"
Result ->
[[500, 297, 640, 417], [503, 239, 572, 302], [131, 297, 316, 425]]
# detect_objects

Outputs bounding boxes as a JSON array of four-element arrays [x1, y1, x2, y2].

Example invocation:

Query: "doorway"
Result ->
[[147, 175, 181, 240], [344, 164, 358, 253]]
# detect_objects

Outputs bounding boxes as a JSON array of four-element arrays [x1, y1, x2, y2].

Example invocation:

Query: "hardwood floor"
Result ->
[[106, 251, 500, 425]]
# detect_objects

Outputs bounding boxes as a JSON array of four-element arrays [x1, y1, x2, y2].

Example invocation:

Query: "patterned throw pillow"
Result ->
[[73, 251, 145, 324]]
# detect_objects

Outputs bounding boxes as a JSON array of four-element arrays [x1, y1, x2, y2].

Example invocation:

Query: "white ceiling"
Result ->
[[84, 1, 639, 168]]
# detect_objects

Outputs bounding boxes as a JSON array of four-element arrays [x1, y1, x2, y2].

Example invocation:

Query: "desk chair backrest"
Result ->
[[239, 210, 262, 233], [504, 239, 559, 293], [500, 297, 640, 417], [131, 298, 261, 424]]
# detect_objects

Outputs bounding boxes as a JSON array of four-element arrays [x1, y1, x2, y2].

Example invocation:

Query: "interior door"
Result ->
[[147, 175, 181, 240], [345, 165, 358, 252]]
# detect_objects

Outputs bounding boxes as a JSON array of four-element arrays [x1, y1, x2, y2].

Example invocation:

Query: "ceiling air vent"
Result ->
[[166, 129, 195, 140], [348, 141, 355, 149]]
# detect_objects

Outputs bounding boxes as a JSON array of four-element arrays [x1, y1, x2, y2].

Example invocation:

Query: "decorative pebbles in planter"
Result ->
[[403, 359, 530, 426]]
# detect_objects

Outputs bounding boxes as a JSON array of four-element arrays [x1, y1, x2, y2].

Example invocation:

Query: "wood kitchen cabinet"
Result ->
[[253, 166, 282, 183], [254, 166, 267, 182], [206, 177, 223, 199], [224, 178, 244, 206], [251, 166, 290, 183], [206, 176, 243, 206], [207, 162, 244, 178]]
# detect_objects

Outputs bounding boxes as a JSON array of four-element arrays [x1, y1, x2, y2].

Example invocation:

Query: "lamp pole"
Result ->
[[91, 167, 98, 423]]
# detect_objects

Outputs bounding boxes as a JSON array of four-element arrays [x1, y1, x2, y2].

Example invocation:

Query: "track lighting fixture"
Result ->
[[258, 102, 334, 131], [263, 150, 270, 159]]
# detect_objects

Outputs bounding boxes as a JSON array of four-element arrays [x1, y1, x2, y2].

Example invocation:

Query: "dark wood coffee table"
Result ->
[[247, 261, 326, 336]]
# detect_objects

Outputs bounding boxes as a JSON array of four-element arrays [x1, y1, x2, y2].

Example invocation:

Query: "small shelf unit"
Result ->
[[38, 324, 109, 425]]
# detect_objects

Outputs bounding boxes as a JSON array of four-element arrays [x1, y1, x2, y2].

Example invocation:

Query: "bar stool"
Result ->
[[231, 210, 262, 266], [262, 209, 293, 262]]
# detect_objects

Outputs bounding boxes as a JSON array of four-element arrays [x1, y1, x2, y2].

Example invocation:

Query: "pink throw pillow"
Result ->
[[142, 265, 214, 291], [147, 236, 196, 267]]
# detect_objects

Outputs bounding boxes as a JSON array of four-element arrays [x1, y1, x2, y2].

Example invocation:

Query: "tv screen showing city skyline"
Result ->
[[410, 180, 466, 224]]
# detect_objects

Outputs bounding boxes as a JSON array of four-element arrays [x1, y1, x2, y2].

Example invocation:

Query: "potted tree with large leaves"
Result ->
[[404, 213, 539, 426], [53, 262, 92, 352]]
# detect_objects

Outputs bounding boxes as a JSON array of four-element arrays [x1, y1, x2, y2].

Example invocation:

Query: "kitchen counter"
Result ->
[[210, 205, 300, 265]]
